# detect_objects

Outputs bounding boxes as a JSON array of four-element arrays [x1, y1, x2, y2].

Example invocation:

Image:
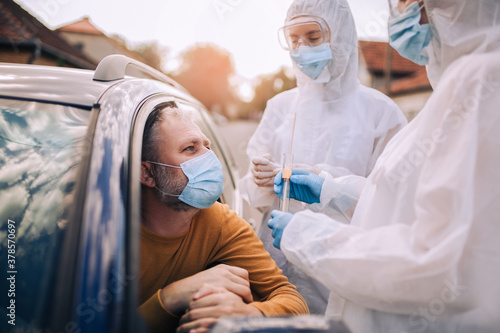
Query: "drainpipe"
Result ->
[[384, 42, 393, 96], [27, 38, 41, 64]]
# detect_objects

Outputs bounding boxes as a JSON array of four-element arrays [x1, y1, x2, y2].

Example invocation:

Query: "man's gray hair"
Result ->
[[142, 104, 198, 162]]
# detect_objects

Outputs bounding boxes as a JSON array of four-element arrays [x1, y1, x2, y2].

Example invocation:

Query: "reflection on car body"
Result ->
[[0, 55, 242, 333]]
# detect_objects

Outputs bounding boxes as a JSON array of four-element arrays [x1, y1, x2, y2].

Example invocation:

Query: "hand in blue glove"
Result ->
[[267, 210, 293, 250], [274, 169, 325, 204]]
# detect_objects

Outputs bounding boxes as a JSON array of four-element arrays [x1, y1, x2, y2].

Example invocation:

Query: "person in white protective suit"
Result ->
[[268, 0, 500, 332], [238, 0, 407, 315]]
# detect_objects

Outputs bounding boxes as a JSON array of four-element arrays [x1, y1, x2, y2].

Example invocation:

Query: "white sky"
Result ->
[[15, 0, 390, 98]]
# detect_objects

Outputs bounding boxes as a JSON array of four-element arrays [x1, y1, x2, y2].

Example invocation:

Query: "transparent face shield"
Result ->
[[389, 0, 424, 17], [278, 16, 331, 51]]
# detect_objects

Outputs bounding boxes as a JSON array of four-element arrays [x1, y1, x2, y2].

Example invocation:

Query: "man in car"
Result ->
[[137, 105, 309, 333]]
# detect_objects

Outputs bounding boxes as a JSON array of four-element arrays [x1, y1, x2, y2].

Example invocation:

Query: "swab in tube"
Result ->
[[280, 113, 297, 212], [280, 154, 293, 212]]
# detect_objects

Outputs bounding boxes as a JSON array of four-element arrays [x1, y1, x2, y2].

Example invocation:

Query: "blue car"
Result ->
[[0, 55, 243, 333]]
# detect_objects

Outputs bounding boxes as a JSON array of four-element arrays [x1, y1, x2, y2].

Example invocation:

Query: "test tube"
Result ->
[[280, 154, 293, 212]]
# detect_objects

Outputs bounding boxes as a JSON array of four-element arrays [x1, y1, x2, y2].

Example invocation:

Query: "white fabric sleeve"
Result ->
[[238, 170, 278, 210], [308, 163, 354, 178], [366, 93, 408, 175], [281, 55, 500, 315], [307, 171, 366, 222]]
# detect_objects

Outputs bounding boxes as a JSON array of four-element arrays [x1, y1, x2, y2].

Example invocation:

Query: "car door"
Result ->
[[51, 79, 153, 333], [0, 97, 93, 332], [60, 84, 244, 333]]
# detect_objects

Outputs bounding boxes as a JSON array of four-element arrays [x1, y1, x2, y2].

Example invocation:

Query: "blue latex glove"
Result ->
[[274, 169, 325, 204], [267, 210, 293, 250]]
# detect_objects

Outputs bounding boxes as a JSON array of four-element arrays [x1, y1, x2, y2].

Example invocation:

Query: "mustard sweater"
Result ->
[[138, 202, 309, 332]]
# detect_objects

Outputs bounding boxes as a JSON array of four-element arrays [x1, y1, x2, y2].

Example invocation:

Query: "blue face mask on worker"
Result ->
[[290, 43, 332, 79], [389, 1, 432, 66], [148, 150, 224, 209]]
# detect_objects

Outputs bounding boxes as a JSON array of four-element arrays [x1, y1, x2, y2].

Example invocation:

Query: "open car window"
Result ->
[[130, 98, 239, 213]]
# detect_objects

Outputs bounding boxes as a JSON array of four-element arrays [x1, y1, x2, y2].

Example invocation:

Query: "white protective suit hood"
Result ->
[[424, 0, 500, 87], [286, 0, 359, 100]]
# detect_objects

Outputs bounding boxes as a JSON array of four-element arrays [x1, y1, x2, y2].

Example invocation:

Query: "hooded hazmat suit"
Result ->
[[279, 0, 500, 332], [238, 0, 407, 315]]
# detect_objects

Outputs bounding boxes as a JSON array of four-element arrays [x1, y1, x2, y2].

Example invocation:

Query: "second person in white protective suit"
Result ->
[[238, 0, 407, 315], [268, 0, 500, 332]]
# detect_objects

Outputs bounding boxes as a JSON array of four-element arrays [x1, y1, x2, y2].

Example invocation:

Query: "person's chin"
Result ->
[[167, 199, 195, 212]]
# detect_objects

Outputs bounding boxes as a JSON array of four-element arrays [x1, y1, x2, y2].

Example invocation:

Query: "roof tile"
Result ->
[[359, 40, 424, 74], [57, 17, 102, 35]]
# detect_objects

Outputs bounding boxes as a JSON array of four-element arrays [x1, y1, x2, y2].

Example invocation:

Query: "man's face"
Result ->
[[151, 117, 211, 210], [156, 116, 211, 167]]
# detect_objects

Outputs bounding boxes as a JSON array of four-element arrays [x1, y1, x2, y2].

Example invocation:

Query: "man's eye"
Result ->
[[183, 146, 195, 152]]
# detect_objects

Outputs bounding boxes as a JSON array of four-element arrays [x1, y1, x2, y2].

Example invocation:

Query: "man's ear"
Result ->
[[141, 162, 156, 187]]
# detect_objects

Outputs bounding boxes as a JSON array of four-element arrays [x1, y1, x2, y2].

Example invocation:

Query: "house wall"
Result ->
[[59, 32, 124, 64], [372, 75, 389, 92], [0, 48, 72, 67], [357, 54, 372, 87], [0, 49, 34, 64], [392, 90, 432, 121]]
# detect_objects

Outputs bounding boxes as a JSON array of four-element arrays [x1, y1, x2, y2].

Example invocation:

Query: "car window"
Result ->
[[132, 97, 239, 214], [0, 98, 90, 329]]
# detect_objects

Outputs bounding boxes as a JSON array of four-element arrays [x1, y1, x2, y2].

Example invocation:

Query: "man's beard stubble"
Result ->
[[153, 164, 193, 212]]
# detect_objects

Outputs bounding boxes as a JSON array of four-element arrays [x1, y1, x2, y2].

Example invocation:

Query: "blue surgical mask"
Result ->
[[148, 150, 224, 209], [389, 2, 432, 66], [290, 43, 332, 79]]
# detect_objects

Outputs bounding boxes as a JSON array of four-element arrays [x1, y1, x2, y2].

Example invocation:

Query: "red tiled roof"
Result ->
[[57, 17, 102, 35], [0, 1, 35, 43], [0, 0, 96, 69], [56, 17, 148, 64], [359, 40, 423, 75]]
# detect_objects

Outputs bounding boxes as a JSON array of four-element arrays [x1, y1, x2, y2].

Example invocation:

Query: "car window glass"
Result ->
[[0, 98, 90, 329]]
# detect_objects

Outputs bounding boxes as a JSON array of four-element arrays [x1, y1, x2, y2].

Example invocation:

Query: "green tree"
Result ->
[[173, 43, 236, 117], [131, 40, 169, 72], [110, 35, 169, 72], [238, 67, 296, 119]]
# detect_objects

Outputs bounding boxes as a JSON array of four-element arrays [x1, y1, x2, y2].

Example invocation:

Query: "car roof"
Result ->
[[0, 62, 115, 109]]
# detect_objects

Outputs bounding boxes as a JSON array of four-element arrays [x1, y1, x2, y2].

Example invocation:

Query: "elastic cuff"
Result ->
[[157, 290, 167, 312], [138, 290, 180, 332]]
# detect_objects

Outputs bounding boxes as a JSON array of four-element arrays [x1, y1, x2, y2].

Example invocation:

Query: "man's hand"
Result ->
[[176, 285, 263, 333], [251, 154, 280, 187], [159, 264, 253, 316]]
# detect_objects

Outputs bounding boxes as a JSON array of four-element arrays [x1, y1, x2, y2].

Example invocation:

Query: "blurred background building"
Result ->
[[358, 40, 432, 121], [56, 17, 146, 65], [0, 0, 95, 68], [1, 0, 431, 122]]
